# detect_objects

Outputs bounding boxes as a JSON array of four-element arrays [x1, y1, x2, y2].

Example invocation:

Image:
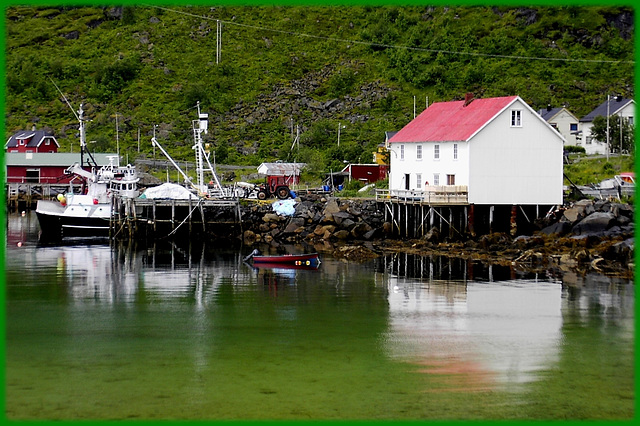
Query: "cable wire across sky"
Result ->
[[145, 4, 634, 65]]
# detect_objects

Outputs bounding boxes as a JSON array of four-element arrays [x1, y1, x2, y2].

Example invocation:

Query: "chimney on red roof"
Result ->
[[463, 92, 474, 107]]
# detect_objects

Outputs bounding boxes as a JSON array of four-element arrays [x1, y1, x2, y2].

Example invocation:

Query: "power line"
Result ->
[[145, 4, 634, 65]]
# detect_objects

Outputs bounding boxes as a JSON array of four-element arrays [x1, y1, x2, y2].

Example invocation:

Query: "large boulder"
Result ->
[[572, 212, 616, 235], [283, 217, 305, 234], [602, 238, 634, 262], [332, 211, 355, 226], [540, 221, 572, 236], [562, 202, 593, 223], [322, 198, 341, 216]]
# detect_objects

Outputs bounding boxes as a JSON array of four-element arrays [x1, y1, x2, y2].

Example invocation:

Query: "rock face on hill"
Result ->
[[237, 195, 633, 278]]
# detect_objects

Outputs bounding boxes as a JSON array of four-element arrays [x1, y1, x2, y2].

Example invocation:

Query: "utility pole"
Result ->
[[216, 20, 222, 64], [606, 95, 610, 161], [115, 113, 120, 157]]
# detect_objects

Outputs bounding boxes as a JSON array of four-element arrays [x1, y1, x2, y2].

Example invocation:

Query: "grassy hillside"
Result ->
[[3, 5, 634, 176]]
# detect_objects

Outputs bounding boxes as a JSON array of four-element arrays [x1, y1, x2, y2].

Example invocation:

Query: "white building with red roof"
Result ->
[[388, 95, 564, 206]]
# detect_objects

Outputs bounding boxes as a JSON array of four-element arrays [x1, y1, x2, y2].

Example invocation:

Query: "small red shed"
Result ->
[[341, 163, 388, 184]]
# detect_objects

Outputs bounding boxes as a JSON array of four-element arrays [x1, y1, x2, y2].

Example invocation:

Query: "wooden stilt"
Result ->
[[468, 204, 475, 237], [489, 205, 494, 233]]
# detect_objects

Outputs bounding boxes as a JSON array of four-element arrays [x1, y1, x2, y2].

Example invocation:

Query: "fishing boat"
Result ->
[[244, 250, 321, 268], [36, 159, 139, 239], [35, 104, 139, 240]]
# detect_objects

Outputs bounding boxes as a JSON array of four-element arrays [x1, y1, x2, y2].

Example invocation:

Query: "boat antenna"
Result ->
[[48, 77, 98, 168], [49, 77, 79, 121]]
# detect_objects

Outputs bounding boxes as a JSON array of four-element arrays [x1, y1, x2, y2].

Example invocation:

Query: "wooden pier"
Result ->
[[6, 182, 69, 211], [375, 188, 552, 239], [110, 196, 243, 241]]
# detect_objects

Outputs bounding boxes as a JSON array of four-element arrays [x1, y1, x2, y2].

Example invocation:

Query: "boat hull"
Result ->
[[36, 199, 112, 239], [252, 262, 320, 270], [252, 253, 320, 267]]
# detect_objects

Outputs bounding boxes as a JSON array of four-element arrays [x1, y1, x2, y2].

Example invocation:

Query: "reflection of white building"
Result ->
[[384, 277, 562, 388]]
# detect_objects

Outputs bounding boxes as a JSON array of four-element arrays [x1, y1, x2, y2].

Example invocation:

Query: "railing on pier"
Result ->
[[5, 182, 70, 210], [375, 185, 469, 205]]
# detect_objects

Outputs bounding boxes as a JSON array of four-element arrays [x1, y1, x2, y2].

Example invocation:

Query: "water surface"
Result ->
[[4, 212, 634, 420]]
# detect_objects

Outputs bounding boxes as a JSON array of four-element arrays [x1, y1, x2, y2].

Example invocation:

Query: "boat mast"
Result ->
[[77, 104, 98, 169], [192, 102, 223, 196]]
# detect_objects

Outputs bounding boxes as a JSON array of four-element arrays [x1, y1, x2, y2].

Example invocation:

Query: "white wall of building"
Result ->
[[389, 141, 469, 190], [468, 100, 564, 205], [582, 102, 635, 155], [546, 109, 581, 147]]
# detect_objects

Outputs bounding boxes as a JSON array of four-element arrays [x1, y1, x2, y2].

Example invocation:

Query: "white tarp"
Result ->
[[139, 183, 198, 199], [272, 199, 296, 216]]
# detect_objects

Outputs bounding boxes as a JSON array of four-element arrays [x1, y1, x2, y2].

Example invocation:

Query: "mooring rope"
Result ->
[[162, 197, 205, 239]]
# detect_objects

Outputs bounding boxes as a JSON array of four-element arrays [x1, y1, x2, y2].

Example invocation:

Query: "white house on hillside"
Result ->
[[580, 97, 635, 155], [538, 106, 581, 147], [388, 95, 565, 206]]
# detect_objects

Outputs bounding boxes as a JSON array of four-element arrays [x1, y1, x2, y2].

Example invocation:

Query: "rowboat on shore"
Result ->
[[244, 250, 321, 268]]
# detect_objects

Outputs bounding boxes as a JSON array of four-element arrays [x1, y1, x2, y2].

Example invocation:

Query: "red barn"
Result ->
[[5, 129, 60, 153], [5, 152, 119, 183], [341, 163, 388, 183]]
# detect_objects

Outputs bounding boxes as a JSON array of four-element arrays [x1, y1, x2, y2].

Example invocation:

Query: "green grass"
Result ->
[[4, 5, 634, 175], [564, 154, 635, 186]]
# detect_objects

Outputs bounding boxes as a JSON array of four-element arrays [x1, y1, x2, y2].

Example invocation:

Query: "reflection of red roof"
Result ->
[[389, 96, 518, 143]]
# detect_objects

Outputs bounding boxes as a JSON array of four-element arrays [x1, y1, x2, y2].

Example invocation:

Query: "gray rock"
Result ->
[[572, 212, 616, 235], [340, 218, 356, 230], [283, 217, 305, 233], [540, 221, 572, 236], [332, 211, 354, 225]]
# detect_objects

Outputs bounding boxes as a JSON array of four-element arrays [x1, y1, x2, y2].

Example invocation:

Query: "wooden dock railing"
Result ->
[[375, 185, 468, 205]]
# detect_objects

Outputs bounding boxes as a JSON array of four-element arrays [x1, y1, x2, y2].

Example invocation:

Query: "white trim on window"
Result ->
[[434, 144, 440, 160], [416, 144, 422, 160], [453, 143, 458, 160], [400, 144, 405, 161], [433, 174, 440, 186]]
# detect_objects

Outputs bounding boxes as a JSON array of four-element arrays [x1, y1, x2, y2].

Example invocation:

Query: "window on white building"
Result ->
[[447, 174, 455, 185], [416, 145, 422, 160], [434, 144, 440, 159], [511, 110, 522, 127], [400, 144, 405, 160], [416, 173, 422, 188], [453, 143, 458, 160], [433, 174, 440, 186]]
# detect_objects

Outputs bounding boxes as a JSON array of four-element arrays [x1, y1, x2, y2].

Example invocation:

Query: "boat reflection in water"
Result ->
[[374, 253, 633, 391]]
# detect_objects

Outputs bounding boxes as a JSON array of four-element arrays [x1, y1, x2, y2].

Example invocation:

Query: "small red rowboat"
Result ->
[[245, 250, 320, 268]]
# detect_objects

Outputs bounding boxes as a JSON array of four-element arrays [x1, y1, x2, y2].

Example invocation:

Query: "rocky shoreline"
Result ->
[[238, 195, 634, 279]]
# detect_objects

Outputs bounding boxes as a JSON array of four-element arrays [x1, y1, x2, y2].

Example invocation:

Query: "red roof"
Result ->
[[389, 96, 518, 143]]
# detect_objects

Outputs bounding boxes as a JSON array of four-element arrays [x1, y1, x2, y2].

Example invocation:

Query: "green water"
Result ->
[[4, 212, 635, 420]]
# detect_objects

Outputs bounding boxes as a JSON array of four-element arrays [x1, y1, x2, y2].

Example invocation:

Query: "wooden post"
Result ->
[[489, 205, 494, 233], [468, 204, 475, 237], [449, 208, 453, 239], [510, 205, 518, 236], [188, 197, 192, 235], [200, 202, 206, 233], [404, 203, 408, 238], [171, 199, 175, 232]]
